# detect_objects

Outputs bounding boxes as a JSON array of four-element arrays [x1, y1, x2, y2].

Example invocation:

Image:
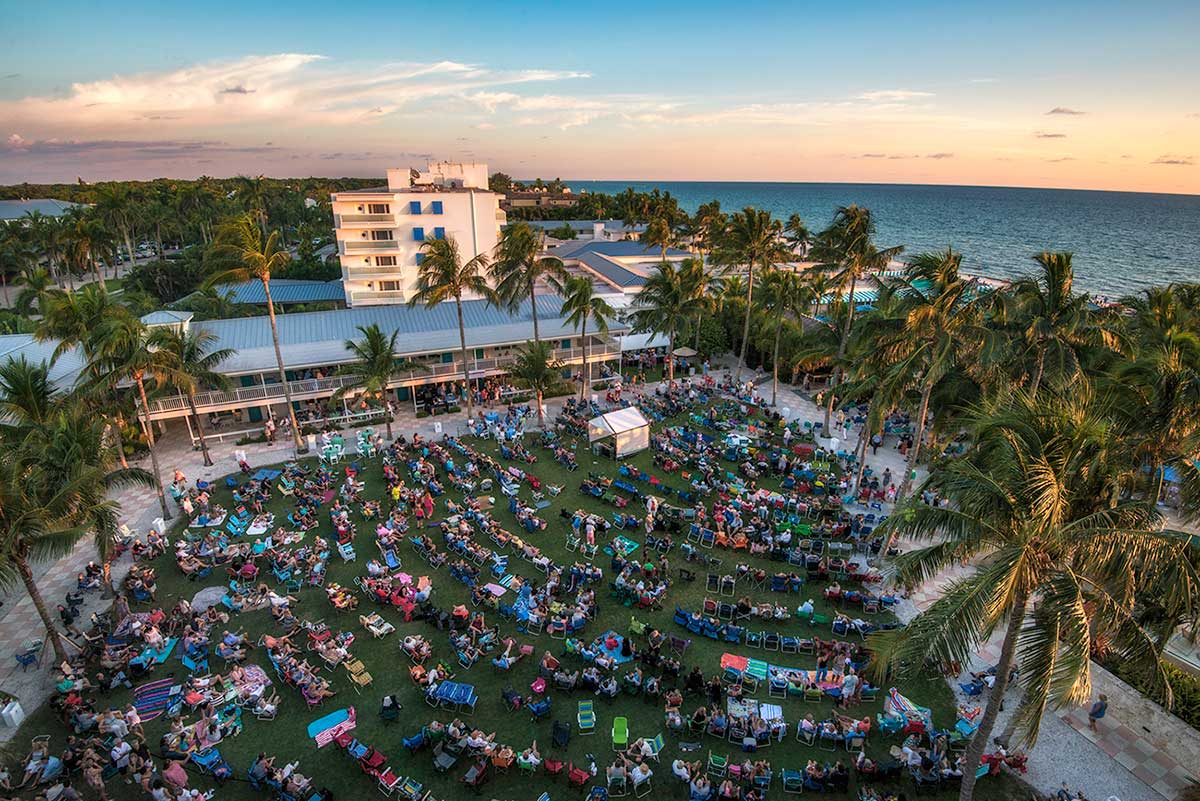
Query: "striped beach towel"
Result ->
[[131, 677, 176, 722]]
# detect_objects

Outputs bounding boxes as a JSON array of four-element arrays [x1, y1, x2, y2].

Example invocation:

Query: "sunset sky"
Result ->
[[2, 0, 1197, 193]]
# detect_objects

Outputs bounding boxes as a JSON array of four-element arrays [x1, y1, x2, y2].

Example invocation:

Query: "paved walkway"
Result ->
[[898, 560, 1184, 801]]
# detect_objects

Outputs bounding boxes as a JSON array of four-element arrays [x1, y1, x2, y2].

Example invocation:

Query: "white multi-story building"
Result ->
[[331, 162, 505, 307]]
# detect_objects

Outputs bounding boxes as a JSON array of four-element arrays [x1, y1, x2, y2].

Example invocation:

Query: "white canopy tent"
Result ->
[[588, 407, 651, 458]]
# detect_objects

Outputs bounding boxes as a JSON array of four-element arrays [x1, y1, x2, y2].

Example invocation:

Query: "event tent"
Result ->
[[588, 407, 651, 457]]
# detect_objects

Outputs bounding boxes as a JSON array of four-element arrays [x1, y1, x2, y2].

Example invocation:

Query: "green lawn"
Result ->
[[9, 400, 1027, 801]]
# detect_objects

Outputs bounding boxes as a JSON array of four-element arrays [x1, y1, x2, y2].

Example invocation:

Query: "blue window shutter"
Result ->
[[415, 253, 424, 265], [409, 201, 422, 214], [434, 227, 445, 240], [442, 352, 454, 364], [431, 201, 443, 214], [474, 348, 485, 359], [413, 227, 424, 242], [561, 339, 572, 349]]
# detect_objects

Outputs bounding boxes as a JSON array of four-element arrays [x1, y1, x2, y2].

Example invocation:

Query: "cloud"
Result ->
[[3, 133, 280, 157], [1, 73, 19, 80], [925, 152, 954, 159], [1035, 132, 1067, 138], [856, 89, 934, 102], [1151, 155, 1194, 166], [1046, 156, 1075, 163], [1046, 107, 1086, 115], [0, 53, 590, 134]]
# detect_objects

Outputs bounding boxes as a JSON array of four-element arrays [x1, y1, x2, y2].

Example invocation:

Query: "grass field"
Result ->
[[8, 400, 1027, 801]]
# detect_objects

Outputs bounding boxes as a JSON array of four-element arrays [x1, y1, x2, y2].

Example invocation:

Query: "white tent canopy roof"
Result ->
[[619, 332, 669, 352], [588, 406, 652, 457]]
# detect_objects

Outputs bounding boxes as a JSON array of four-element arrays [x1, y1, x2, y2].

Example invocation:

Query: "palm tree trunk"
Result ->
[[122, 228, 137, 275], [694, 313, 703, 352], [771, 314, 783, 405], [136, 376, 172, 520], [824, 272, 859, 432], [456, 296, 474, 421], [667, 331, 676, 381], [263, 278, 306, 453], [854, 423, 871, 490], [1029, 345, 1046, 398], [531, 290, 540, 344], [823, 370, 838, 432], [536, 390, 545, 428], [737, 262, 755, 381], [187, 391, 213, 467], [896, 379, 934, 502], [91, 252, 104, 289], [105, 417, 130, 469], [579, 320, 589, 401], [958, 589, 1028, 801], [16, 553, 67, 663]]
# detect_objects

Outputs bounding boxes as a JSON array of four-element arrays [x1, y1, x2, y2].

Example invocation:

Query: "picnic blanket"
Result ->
[[131, 677, 176, 722], [252, 468, 283, 482], [308, 706, 356, 747], [886, 688, 932, 726], [595, 631, 635, 665], [135, 638, 178, 666], [603, 535, 640, 557]]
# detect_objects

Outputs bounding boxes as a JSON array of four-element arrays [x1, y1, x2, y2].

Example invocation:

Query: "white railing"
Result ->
[[351, 290, 410, 304], [343, 240, 400, 254], [337, 213, 395, 225], [344, 265, 407, 277], [149, 342, 623, 420]]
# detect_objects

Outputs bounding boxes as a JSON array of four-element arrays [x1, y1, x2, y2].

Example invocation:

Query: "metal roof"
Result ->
[[526, 220, 647, 233], [141, 310, 194, 326], [0, 334, 87, 391], [550, 240, 691, 260], [577, 253, 648, 289], [193, 295, 630, 375], [218, 279, 346, 305], [0, 199, 81, 221]]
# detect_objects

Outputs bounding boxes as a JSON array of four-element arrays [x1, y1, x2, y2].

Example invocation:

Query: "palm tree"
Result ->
[[176, 181, 219, 244], [881, 248, 985, 501], [148, 327, 233, 467], [874, 390, 1199, 801], [811, 205, 902, 429], [409, 236, 498, 422], [784, 213, 812, 258], [713, 207, 790, 381], [680, 258, 717, 352], [1007, 252, 1097, 397], [641, 214, 676, 261], [22, 210, 63, 287], [685, 200, 726, 259], [629, 261, 706, 381], [490, 222, 568, 344], [757, 268, 813, 404], [64, 211, 114, 289], [0, 226, 36, 307], [210, 214, 306, 453], [558, 275, 616, 400], [93, 315, 181, 520], [234, 175, 272, 235], [332, 323, 423, 440], [508, 340, 565, 427], [13, 267, 54, 316], [0, 355, 60, 433], [36, 285, 135, 468], [93, 183, 140, 275]]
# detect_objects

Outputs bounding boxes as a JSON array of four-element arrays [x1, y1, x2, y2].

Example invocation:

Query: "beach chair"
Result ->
[[612, 715, 629, 751], [578, 700, 596, 734]]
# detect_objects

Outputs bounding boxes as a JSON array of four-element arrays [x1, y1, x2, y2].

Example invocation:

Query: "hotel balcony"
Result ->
[[350, 289, 410, 305], [145, 342, 623, 421], [335, 213, 396, 227], [343, 264, 408, 278], [342, 239, 401, 255]]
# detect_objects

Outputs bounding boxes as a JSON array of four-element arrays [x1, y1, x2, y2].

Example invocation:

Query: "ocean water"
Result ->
[[566, 181, 1200, 297]]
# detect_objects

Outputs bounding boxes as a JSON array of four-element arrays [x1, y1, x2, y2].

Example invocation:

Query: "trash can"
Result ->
[[1, 700, 25, 728]]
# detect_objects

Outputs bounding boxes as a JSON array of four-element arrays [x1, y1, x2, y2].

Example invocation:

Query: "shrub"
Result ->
[[1099, 656, 1200, 732], [415, 411, 430, 419]]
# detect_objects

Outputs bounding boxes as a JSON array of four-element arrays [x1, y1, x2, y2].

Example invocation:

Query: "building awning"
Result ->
[[619, 332, 669, 352]]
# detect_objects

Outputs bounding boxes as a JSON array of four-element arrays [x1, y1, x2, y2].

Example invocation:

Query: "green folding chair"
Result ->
[[612, 716, 628, 751], [645, 733, 665, 762]]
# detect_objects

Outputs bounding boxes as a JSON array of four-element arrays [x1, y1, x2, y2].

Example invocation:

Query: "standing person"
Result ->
[[1087, 694, 1108, 731], [870, 432, 882, 455], [110, 738, 133, 785]]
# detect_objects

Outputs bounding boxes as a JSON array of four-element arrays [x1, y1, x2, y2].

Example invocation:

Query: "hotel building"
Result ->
[[331, 162, 505, 307]]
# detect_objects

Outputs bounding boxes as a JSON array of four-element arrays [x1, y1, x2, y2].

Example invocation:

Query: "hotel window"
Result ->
[[412, 227, 425, 242], [442, 353, 454, 364], [379, 281, 401, 291], [409, 201, 422, 214], [369, 230, 393, 241], [474, 348, 485, 359], [431, 201, 443, 214], [368, 203, 390, 214], [433, 227, 445, 240], [415, 253, 425, 265], [561, 339, 572, 350], [375, 256, 397, 266]]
